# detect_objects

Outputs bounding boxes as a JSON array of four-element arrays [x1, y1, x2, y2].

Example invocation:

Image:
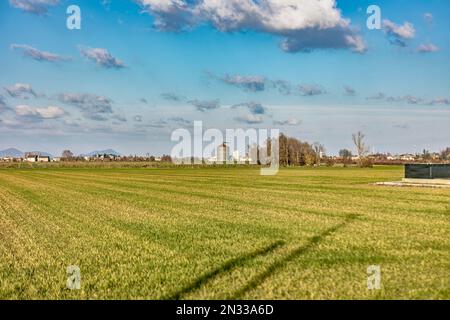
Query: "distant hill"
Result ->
[[0, 148, 24, 158], [0, 148, 53, 158], [83, 149, 121, 157]]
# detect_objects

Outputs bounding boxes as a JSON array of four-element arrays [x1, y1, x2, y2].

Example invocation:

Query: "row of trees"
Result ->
[[276, 134, 323, 166], [59, 131, 373, 167], [268, 131, 371, 167], [60, 150, 172, 162], [421, 148, 450, 161]]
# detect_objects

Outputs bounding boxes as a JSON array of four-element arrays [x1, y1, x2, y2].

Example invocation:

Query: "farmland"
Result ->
[[0, 166, 449, 299]]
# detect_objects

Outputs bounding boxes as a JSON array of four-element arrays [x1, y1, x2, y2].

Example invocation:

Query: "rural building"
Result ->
[[217, 143, 230, 162], [26, 154, 38, 162], [38, 156, 50, 162], [25, 153, 51, 162]]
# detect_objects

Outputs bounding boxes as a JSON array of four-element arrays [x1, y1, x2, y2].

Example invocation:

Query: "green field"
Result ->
[[0, 166, 449, 299]]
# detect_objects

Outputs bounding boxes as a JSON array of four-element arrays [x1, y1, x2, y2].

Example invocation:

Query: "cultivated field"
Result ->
[[0, 166, 449, 299]]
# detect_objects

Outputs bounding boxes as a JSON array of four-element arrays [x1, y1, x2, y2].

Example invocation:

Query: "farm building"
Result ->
[[217, 143, 230, 162], [25, 154, 38, 162], [25, 154, 51, 162], [38, 156, 51, 162]]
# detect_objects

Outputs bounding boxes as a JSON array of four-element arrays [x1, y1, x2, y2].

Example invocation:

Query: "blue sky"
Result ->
[[0, 0, 449, 156]]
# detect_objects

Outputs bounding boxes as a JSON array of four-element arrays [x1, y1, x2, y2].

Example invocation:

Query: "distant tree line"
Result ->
[[60, 150, 173, 163], [276, 134, 322, 166], [56, 131, 449, 168]]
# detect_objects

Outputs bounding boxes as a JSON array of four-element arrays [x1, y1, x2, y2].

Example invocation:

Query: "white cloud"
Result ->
[[383, 19, 415, 47], [417, 43, 439, 53], [4, 83, 37, 98], [79, 47, 126, 69], [9, 0, 59, 14], [234, 113, 263, 124], [187, 99, 220, 112], [222, 75, 267, 92], [58, 93, 114, 121], [273, 118, 300, 126], [11, 44, 68, 63], [137, 0, 366, 53], [298, 84, 325, 96], [429, 98, 450, 106], [232, 102, 267, 115], [15, 105, 65, 119], [383, 20, 415, 39]]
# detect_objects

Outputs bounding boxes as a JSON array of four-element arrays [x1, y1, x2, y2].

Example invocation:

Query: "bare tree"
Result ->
[[313, 142, 325, 165], [440, 147, 450, 161], [352, 132, 370, 167], [352, 132, 369, 158], [339, 149, 353, 167], [61, 150, 74, 160]]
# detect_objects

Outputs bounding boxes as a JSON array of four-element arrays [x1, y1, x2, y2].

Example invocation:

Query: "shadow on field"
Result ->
[[229, 214, 359, 299], [166, 240, 286, 300]]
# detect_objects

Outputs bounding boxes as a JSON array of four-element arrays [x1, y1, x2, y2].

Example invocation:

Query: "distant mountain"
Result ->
[[83, 149, 121, 157], [0, 148, 24, 158]]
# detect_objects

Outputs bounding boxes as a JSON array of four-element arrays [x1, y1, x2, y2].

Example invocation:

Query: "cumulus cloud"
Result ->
[[9, 0, 59, 15], [232, 102, 267, 115], [221, 75, 267, 92], [234, 114, 263, 124], [137, 0, 366, 53], [4, 83, 37, 99], [273, 118, 300, 126], [188, 99, 220, 112], [210, 72, 328, 97], [403, 95, 423, 104], [217, 73, 296, 95], [136, 117, 191, 130], [383, 19, 415, 47], [58, 93, 114, 121], [79, 47, 126, 69], [298, 84, 325, 96], [428, 98, 450, 106], [371, 93, 423, 104], [15, 105, 66, 121], [417, 43, 439, 53], [11, 44, 68, 63], [271, 80, 292, 95], [367, 92, 450, 106]]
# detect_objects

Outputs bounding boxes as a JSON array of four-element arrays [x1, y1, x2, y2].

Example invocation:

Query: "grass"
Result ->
[[0, 165, 449, 299]]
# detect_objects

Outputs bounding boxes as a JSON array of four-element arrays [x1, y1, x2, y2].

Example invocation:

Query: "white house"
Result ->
[[37, 156, 50, 162], [217, 143, 230, 162]]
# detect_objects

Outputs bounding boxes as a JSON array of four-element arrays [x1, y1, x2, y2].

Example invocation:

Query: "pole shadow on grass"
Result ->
[[166, 240, 286, 300], [229, 214, 360, 299]]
